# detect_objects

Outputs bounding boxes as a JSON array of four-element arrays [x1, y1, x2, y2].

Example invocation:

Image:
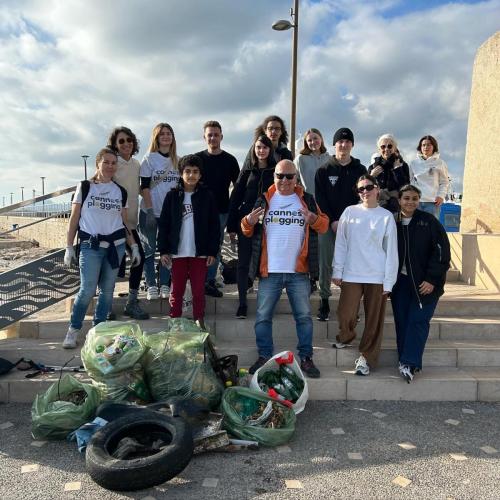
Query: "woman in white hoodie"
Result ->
[[409, 135, 449, 217]]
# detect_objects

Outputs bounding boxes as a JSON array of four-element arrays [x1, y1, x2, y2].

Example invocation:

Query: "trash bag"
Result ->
[[221, 387, 295, 446], [143, 321, 223, 409], [81, 321, 150, 402], [31, 374, 100, 440]]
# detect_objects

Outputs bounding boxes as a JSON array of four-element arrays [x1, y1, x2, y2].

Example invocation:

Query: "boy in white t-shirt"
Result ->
[[158, 155, 220, 329]]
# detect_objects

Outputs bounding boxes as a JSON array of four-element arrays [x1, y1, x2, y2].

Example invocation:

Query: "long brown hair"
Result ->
[[147, 122, 179, 170], [299, 128, 327, 155], [90, 147, 117, 181]]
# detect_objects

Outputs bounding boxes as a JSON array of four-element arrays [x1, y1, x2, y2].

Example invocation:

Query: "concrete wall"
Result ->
[[461, 32, 500, 233], [0, 215, 68, 249]]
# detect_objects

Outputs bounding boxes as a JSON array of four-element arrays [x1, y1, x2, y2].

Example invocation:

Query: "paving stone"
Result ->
[[285, 480, 303, 489], [330, 427, 345, 435], [445, 419, 460, 425], [398, 442, 417, 450], [348, 452, 363, 460], [449, 453, 467, 461], [202, 478, 219, 488], [480, 446, 498, 454], [392, 475, 412, 488], [21, 464, 39, 473], [64, 482, 81, 492]]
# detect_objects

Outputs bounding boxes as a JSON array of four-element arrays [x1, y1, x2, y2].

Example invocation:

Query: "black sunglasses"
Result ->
[[357, 184, 376, 193], [275, 173, 296, 180], [118, 137, 133, 145], [380, 144, 393, 150]]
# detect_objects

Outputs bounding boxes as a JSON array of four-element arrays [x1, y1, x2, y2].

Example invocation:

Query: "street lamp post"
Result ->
[[10, 193, 13, 205], [81, 155, 89, 180], [20, 186, 24, 202], [40, 176, 46, 208], [272, 0, 299, 157], [32, 189, 36, 206]]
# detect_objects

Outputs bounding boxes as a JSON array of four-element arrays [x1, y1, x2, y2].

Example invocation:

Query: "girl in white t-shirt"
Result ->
[[138, 123, 180, 301], [62, 148, 141, 348]]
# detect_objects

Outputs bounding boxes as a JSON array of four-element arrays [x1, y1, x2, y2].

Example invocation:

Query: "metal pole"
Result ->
[[20, 187, 24, 202], [32, 189, 36, 206], [10, 193, 13, 205], [82, 155, 89, 180], [290, 0, 299, 157], [40, 177, 46, 208]]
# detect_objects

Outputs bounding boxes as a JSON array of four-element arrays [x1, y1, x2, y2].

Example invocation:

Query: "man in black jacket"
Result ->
[[314, 128, 367, 321]]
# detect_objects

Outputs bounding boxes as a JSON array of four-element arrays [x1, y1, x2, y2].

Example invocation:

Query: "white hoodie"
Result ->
[[333, 204, 398, 292], [409, 153, 449, 202]]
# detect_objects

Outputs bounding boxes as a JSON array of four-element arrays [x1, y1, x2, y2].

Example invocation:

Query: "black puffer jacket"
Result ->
[[158, 184, 220, 257], [226, 160, 276, 233], [395, 209, 451, 305], [314, 156, 367, 223]]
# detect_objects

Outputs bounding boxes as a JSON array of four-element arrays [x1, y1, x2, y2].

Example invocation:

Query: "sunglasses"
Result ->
[[380, 144, 393, 150], [266, 126, 282, 132], [275, 173, 296, 180], [357, 184, 376, 193], [118, 137, 133, 145]]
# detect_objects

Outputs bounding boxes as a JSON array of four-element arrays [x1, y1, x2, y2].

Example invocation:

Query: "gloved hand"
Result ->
[[130, 244, 141, 268], [144, 208, 157, 231], [64, 246, 76, 267]]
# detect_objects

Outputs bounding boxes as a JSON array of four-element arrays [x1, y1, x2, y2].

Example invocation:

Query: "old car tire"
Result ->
[[86, 412, 193, 491]]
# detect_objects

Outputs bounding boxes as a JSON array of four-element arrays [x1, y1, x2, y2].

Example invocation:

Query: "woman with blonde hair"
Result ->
[[368, 133, 410, 213], [294, 128, 330, 195], [138, 123, 180, 300]]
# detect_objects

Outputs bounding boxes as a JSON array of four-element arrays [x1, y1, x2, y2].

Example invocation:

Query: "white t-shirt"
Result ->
[[74, 181, 127, 236], [400, 217, 412, 275], [264, 192, 305, 273], [140, 152, 180, 217], [172, 192, 197, 258], [333, 204, 398, 291]]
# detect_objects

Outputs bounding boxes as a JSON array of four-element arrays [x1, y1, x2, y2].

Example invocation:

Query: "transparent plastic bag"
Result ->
[[143, 321, 223, 409], [221, 387, 295, 446], [31, 374, 100, 440]]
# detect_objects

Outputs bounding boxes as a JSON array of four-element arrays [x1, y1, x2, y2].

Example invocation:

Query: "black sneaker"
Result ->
[[107, 311, 116, 321], [316, 298, 330, 321], [123, 299, 150, 320], [310, 279, 318, 295], [249, 356, 269, 374], [300, 357, 321, 378], [205, 280, 223, 298], [236, 304, 247, 319]]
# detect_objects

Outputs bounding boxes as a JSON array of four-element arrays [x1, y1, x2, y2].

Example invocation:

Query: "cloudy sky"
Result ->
[[1, 0, 499, 204]]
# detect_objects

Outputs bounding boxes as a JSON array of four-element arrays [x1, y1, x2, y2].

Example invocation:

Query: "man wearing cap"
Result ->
[[314, 128, 367, 322]]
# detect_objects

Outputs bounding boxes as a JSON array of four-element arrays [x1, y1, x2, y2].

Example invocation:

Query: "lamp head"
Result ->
[[272, 19, 293, 30]]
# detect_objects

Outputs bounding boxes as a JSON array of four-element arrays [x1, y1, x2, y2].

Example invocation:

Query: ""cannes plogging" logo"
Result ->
[[87, 193, 122, 211], [264, 208, 305, 227]]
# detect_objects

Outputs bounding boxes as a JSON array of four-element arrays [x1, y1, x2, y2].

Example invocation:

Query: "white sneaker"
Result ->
[[354, 354, 370, 376], [160, 285, 170, 299], [332, 342, 352, 349], [147, 286, 159, 300], [400, 364, 414, 383], [62, 327, 80, 349]]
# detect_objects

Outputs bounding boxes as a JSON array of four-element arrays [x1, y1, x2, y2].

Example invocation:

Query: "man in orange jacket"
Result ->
[[241, 159, 329, 377]]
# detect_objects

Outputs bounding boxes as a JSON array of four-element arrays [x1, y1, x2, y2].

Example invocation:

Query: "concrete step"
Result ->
[[446, 269, 461, 282], [65, 294, 500, 317], [18, 314, 500, 342], [4, 337, 500, 369], [1, 366, 499, 403]]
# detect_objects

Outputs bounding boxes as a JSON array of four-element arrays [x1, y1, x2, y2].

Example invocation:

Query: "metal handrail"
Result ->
[[0, 186, 76, 216]]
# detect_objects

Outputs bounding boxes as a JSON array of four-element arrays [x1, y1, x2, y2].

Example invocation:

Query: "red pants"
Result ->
[[170, 257, 207, 320]]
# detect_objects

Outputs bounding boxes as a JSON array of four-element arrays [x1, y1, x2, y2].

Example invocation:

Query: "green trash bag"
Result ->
[[143, 323, 223, 409], [221, 387, 296, 446], [81, 321, 146, 377], [31, 374, 100, 440]]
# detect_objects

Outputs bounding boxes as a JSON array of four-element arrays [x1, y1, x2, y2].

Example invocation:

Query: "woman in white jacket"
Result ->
[[409, 135, 449, 217], [332, 174, 398, 376]]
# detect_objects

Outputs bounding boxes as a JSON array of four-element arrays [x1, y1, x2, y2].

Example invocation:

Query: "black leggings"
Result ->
[[118, 229, 145, 291], [237, 229, 253, 307]]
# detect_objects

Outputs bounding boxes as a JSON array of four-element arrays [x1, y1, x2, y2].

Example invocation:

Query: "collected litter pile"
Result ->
[[29, 320, 308, 492]]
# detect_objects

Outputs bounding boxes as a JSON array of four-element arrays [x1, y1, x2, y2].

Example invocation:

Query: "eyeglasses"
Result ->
[[118, 137, 133, 145], [275, 173, 296, 180], [380, 144, 393, 150], [266, 126, 282, 132], [357, 184, 376, 193]]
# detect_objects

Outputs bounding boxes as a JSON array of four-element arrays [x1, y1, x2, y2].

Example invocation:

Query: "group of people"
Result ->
[[62, 115, 451, 384]]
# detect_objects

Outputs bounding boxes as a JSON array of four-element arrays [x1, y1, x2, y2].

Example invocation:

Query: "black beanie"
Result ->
[[333, 127, 354, 145]]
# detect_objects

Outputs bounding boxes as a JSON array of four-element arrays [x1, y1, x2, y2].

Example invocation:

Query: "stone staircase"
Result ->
[[1, 282, 500, 403]]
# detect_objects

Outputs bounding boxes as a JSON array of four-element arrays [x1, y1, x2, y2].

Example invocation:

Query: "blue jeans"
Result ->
[[255, 273, 313, 359], [419, 201, 440, 218], [70, 242, 125, 329], [391, 273, 438, 370], [206, 213, 228, 283], [138, 210, 170, 288]]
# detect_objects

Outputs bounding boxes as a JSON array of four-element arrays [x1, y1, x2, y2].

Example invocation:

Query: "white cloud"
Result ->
[[0, 0, 499, 203]]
